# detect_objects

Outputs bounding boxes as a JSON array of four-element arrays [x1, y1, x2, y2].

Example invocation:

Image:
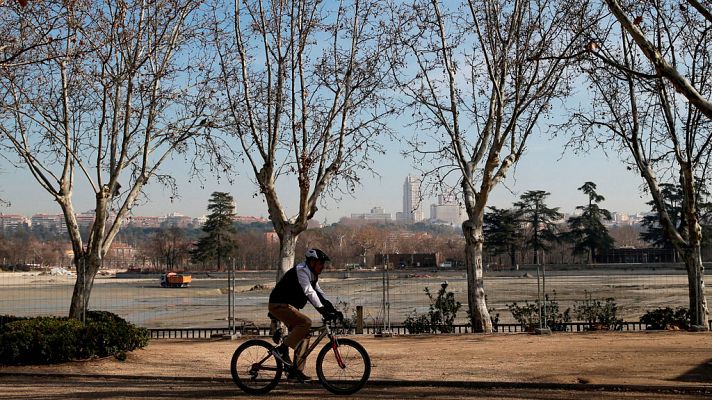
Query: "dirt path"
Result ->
[[1, 332, 711, 398]]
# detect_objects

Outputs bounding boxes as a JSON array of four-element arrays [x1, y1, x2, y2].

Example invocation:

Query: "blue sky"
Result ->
[[0, 2, 652, 223], [0, 126, 650, 222]]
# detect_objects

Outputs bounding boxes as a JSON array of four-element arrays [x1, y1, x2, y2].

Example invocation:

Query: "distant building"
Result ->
[[31, 213, 67, 233], [126, 215, 165, 228], [233, 215, 268, 224], [164, 212, 194, 228], [0, 214, 29, 233], [350, 206, 392, 224], [400, 175, 423, 223], [307, 219, 322, 229], [264, 231, 279, 243], [374, 252, 439, 268], [429, 195, 465, 226], [75, 212, 96, 229]]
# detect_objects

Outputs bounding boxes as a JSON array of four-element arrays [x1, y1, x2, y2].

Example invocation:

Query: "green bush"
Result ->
[[573, 292, 622, 331], [640, 307, 690, 330], [506, 293, 571, 332], [425, 281, 462, 333], [403, 281, 462, 334], [403, 310, 432, 334], [0, 311, 150, 365]]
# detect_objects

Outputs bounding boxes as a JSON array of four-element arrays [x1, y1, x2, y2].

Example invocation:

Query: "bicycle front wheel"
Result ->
[[316, 338, 371, 395], [230, 339, 283, 395]]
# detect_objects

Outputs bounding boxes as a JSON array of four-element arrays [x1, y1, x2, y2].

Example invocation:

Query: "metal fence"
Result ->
[[1, 264, 710, 333]]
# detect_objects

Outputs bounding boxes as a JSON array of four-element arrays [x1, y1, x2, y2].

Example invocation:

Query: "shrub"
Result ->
[[506, 292, 571, 332], [506, 301, 539, 331], [640, 307, 690, 330], [425, 281, 462, 333], [403, 281, 462, 334], [0, 311, 150, 365], [83, 311, 150, 357], [334, 300, 357, 333], [403, 310, 431, 334], [573, 292, 622, 331]]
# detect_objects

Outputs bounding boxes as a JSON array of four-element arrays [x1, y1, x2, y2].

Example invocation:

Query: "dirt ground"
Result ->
[[2, 331, 712, 399]]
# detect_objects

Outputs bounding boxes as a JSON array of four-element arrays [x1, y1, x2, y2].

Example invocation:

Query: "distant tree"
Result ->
[[640, 184, 683, 251], [564, 182, 614, 263], [484, 207, 523, 267], [640, 183, 712, 256], [150, 227, 191, 271], [191, 192, 238, 271], [514, 190, 563, 264]]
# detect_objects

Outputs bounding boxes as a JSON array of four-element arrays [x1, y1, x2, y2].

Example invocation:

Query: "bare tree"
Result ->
[[149, 226, 190, 271], [567, 0, 711, 327], [0, 1, 57, 69], [211, 0, 395, 280], [393, 0, 586, 332], [0, 0, 228, 320], [603, 0, 712, 119]]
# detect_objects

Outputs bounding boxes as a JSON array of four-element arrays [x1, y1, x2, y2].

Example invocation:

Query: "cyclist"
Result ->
[[268, 248, 342, 382]]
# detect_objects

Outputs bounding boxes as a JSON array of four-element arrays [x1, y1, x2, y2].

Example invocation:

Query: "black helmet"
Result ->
[[305, 248, 330, 262]]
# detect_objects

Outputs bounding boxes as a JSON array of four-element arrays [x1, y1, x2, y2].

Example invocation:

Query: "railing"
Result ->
[[149, 320, 712, 339]]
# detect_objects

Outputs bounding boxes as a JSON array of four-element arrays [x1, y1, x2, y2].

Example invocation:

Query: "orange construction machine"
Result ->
[[160, 272, 192, 288]]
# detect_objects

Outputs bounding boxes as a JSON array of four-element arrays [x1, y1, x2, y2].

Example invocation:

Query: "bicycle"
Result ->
[[230, 315, 371, 395]]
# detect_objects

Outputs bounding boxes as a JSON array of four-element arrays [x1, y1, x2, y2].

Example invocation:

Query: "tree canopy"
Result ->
[[191, 192, 238, 271], [514, 190, 563, 264], [564, 182, 614, 263]]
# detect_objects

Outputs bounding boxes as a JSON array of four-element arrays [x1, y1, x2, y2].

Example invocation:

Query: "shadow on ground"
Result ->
[[676, 358, 712, 383], [3, 376, 712, 400]]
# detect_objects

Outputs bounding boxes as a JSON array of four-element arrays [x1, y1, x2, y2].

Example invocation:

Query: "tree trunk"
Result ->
[[68, 253, 101, 321], [680, 246, 708, 328], [509, 247, 516, 268], [276, 229, 298, 281], [463, 218, 492, 333]]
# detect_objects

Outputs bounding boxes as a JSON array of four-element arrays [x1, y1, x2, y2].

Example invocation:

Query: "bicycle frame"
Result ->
[[299, 322, 346, 369], [253, 321, 344, 373]]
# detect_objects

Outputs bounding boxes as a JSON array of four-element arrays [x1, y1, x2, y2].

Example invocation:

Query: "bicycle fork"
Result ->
[[330, 338, 347, 369]]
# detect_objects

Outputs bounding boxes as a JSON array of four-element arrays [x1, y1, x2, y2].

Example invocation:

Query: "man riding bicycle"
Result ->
[[268, 248, 342, 382]]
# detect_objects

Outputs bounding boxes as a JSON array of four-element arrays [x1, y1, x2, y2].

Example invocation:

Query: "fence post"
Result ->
[[356, 305, 364, 334]]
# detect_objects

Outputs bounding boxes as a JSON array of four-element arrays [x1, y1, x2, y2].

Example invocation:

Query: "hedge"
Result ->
[[0, 311, 150, 365]]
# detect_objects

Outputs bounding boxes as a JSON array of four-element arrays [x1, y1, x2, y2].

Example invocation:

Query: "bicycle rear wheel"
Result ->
[[230, 339, 283, 395], [316, 338, 370, 395]]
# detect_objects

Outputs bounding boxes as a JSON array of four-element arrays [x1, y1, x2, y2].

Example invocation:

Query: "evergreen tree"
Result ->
[[640, 183, 712, 253], [191, 192, 238, 271], [640, 183, 682, 249], [514, 190, 562, 264], [484, 206, 523, 267], [564, 182, 614, 263]]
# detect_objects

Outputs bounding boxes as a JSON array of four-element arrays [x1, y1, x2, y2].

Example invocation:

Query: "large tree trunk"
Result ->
[[276, 229, 298, 281], [463, 218, 492, 333], [68, 253, 102, 321], [680, 246, 708, 328]]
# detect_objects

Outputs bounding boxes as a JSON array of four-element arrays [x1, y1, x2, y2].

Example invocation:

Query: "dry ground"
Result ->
[[2, 331, 712, 399]]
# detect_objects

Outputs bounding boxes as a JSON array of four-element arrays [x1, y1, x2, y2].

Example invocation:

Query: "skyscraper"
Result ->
[[430, 194, 465, 225], [401, 175, 423, 223]]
